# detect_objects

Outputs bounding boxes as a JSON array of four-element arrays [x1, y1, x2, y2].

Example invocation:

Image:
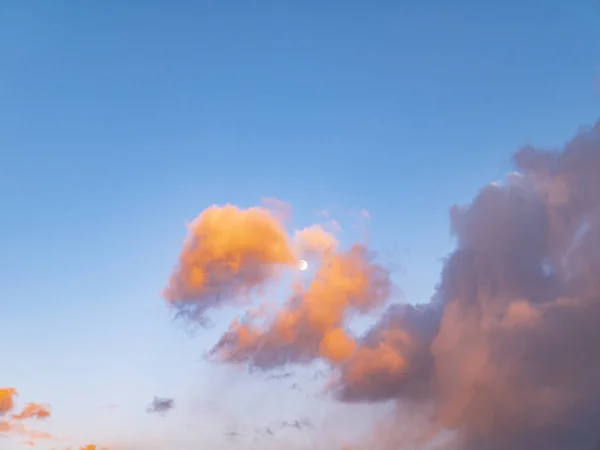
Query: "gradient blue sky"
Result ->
[[1, 1, 599, 448]]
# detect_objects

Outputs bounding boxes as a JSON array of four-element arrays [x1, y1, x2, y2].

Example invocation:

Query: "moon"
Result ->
[[298, 260, 308, 271]]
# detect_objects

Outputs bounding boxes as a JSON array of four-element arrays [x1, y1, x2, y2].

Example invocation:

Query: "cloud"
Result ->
[[262, 197, 293, 223], [0, 387, 55, 446], [335, 122, 600, 449], [293, 224, 339, 259], [334, 303, 439, 403], [0, 388, 17, 415], [164, 122, 600, 449], [146, 397, 174, 415], [163, 204, 297, 323], [211, 244, 391, 368], [12, 403, 51, 420], [0, 420, 54, 443], [51, 443, 108, 450]]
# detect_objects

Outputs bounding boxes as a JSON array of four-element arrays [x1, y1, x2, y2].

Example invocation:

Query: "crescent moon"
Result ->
[[298, 260, 308, 271]]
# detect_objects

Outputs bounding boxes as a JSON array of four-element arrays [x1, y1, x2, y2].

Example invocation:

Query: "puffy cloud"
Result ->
[[164, 204, 297, 322], [164, 202, 390, 370], [211, 244, 391, 368], [0, 388, 17, 415], [293, 224, 339, 259], [165, 123, 600, 449], [336, 122, 600, 449]]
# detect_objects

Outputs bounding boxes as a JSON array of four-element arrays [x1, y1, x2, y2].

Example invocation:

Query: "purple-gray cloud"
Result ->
[[146, 397, 174, 415]]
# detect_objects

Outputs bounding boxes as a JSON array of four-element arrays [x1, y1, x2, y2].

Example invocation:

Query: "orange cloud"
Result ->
[[165, 202, 394, 377], [293, 224, 339, 259], [1, 421, 53, 440], [212, 244, 391, 367], [337, 329, 412, 397], [0, 388, 55, 445], [13, 403, 51, 420], [164, 204, 297, 321], [0, 387, 17, 414]]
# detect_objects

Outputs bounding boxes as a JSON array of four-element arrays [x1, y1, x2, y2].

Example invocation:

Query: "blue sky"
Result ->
[[0, 1, 598, 448]]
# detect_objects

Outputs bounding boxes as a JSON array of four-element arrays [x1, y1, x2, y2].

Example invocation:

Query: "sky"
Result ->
[[0, 1, 599, 449]]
